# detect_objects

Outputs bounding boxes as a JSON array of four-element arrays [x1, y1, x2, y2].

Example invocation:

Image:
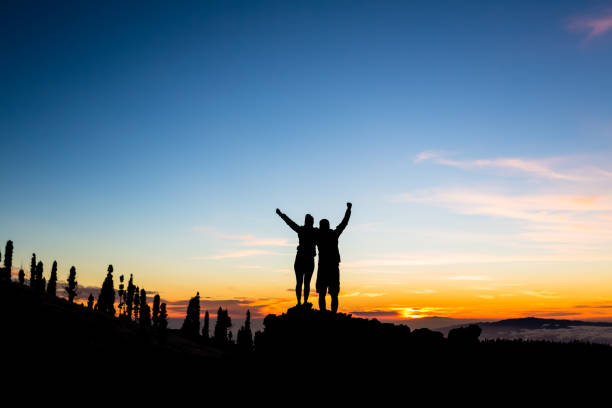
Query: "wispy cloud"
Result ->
[[192, 226, 293, 247], [520, 290, 561, 299], [444, 275, 491, 281], [192, 249, 273, 260], [415, 151, 584, 181], [569, 13, 612, 39], [408, 288, 437, 294]]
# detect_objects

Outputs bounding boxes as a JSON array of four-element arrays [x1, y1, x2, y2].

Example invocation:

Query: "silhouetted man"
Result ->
[[316, 202, 351, 313], [276, 208, 318, 307]]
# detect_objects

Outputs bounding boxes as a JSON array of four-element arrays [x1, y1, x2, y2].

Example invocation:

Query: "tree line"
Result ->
[[0, 239, 253, 351]]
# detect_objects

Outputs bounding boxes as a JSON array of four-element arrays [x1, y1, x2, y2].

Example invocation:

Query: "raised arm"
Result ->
[[276, 208, 300, 233], [335, 202, 352, 236]]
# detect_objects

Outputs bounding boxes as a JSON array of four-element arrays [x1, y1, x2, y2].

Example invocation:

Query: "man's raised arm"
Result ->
[[276, 208, 300, 233], [335, 202, 352, 235]]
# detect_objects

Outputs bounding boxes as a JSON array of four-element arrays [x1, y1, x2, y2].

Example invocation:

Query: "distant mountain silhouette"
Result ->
[[440, 316, 612, 332], [481, 317, 612, 329], [439, 317, 612, 345]]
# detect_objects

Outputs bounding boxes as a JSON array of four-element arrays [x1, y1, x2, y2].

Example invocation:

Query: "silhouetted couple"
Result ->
[[276, 202, 352, 313]]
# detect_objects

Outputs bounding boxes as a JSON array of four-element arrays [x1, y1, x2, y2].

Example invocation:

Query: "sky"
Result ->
[[2, 0, 612, 323]]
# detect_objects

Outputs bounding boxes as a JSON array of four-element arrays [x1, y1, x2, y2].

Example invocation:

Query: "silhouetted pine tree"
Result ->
[[18, 268, 25, 286], [139, 288, 151, 327], [125, 274, 135, 318], [87, 293, 94, 310], [140, 305, 151, 327], [47, 261, 58, 296], [214, 307, 232, 346], [159, 303, 168, 331], [237, 310, 253, 351], [35, 261, 44, 294], [133, 286, 140, 320], [152, 294, 160, 327], [65, 266, 78, 303], [1, 240, 13, 280], [181, 292, 200, 339], [96, 265, 116, 316], [29, 254, 36, 289], [202, 310, 210, 342], [118, 275, 125, 316]]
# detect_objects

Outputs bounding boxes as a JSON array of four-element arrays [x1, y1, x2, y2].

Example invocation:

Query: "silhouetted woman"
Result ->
[[276, 208, 317, 307]]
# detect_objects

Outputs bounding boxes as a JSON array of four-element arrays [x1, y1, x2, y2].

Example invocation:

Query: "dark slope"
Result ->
[[1, 281, 224, 377]]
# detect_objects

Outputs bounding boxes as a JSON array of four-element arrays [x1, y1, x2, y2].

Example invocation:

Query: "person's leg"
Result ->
[[331, 293, 338, 313], [330, 264, 340, 313], [303, 258, 314, 304], [318, 289, 327, 311], [294, 257, 304, 306]]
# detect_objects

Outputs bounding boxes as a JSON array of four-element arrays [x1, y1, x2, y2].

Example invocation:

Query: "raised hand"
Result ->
[[276, 208, 282, 215], [347, 202, 352, 209]]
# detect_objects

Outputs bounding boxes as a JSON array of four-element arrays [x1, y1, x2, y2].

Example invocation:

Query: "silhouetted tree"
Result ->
[[159, 303, 168, 331], [35, 261, 44, 294], [18, 268, 25, 286], [1, 240, 13, 280], [29, 254, 36, 289], [125, 274, 135, 319], [47, 261, 58, 296], [117, 275, 125, 315], [133, 286, 140, 320], [139, 289, 151, 328], [87, 293, 94, 310], [181, 292, 200, 339], [65, 266, 78, 303], [214, 307, 232, 346], [140, 305, 151, 327], [202, 310, 210, 342], [237, 310, 254, 351], [96, 265, 116, 316], [152, 294, 160, 327]]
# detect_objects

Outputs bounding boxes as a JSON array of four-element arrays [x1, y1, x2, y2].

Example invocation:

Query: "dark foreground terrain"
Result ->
[[3, 280, 611, 391]]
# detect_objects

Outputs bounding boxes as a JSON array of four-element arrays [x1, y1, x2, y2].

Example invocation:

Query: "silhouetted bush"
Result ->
[[18, 269, 25, 286], [96, 265, 116, 316], [87, 293, 94, 310], [448, 324, 482, 345], [181, 292, 201, 339], [65, 266, 77, 303], [47, 261, 58, 296]]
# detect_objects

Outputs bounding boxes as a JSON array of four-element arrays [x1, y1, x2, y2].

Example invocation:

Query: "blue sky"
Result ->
[[2, 1, 612, 319]]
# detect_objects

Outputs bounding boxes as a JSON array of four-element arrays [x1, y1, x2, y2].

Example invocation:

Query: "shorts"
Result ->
[[316, 262, 340, 295], [294, 254, 314, 282]]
